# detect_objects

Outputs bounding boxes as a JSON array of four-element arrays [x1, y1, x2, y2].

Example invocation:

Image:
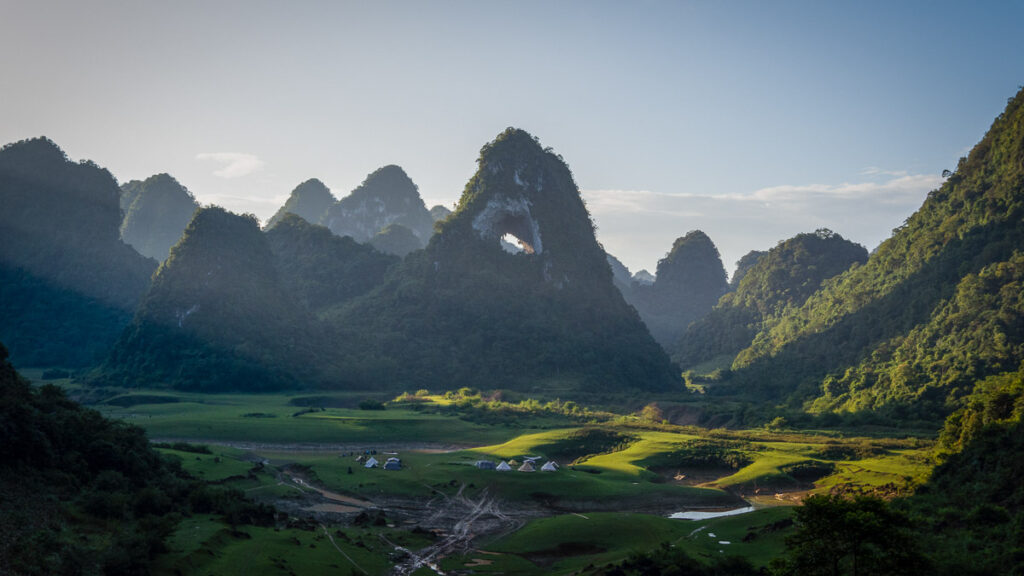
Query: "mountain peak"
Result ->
[[265, 178, 335, 229], [323, 165, 433, 243]]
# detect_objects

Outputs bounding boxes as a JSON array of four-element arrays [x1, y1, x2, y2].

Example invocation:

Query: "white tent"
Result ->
[[541, 461, 558, 472], [364, 456, 378, 468], [496, 461, 512, 472]]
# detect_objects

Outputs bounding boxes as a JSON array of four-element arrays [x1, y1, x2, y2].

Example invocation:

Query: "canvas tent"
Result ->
[[496, 461, 512, 472], [517, 461, 536, 472], [541, 461, 558, 472], [364, 456, 378, 468]]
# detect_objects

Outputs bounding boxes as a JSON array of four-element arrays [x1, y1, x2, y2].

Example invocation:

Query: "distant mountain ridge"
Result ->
[[264, 178, 336, 230], [120, 173, 200, 261], [623, 230, 729, 350], [676, 229, 867, 370], [0, 137, 156, 366], [323, 165, 434, 249]]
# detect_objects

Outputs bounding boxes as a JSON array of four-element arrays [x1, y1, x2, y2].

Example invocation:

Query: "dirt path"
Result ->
[[321, 524, 369, 575]]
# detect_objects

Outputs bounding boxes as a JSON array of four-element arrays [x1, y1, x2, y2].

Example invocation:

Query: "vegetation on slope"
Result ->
[[104, 207, 331, 390], [0, 343, 273, 575], [322, 165, 435, 244], [625, 230, 729, 350], [676, 229, 867, 370], [720, 88, 1024, 420], [332, 128, 679, 392], [0, 137, 157, 367], [119, 173, 200, 261], [264, 178, 336, 230]]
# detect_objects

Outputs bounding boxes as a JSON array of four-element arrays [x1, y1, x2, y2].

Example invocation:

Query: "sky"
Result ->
[[2, 1, 1022, 276]]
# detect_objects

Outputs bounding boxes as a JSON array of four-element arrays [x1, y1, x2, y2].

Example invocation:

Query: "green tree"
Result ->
[[773, 494, 927, 576]]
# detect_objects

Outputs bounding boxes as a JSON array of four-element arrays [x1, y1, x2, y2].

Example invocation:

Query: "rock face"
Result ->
[[120, 173, 200, 261], [625, 231, 729, 349], [323, 165, 434, 247], [675, 229, 867, 370], [265, 178, 336, 229], [0, 137, 157, 366], [336, 128, 679, 392]]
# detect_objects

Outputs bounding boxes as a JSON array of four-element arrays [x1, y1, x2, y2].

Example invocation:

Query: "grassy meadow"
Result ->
[[28, 376, 935, 574]]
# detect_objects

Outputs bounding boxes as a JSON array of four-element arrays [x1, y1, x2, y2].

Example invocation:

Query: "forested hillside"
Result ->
[[0, 138, 157, 367], [120, 173, 200, 261], [265, 213, 398, 312], [264, 178, 336, 230], [323, 165, 435, 246], [720, 88, 1024, 420], [333, 128, 679, 392], [676, 229, 867, 370], [104, 207, 334, 390], [624, 230, 729, 349], [0, 342, 273, 574]]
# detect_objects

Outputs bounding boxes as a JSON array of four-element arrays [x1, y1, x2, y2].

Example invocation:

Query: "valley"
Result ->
[[39, 374, 931, 574]]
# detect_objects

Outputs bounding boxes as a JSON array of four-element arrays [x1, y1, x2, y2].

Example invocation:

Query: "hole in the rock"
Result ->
[[495, 214, 539, 255], [500, 233, 525, 254]]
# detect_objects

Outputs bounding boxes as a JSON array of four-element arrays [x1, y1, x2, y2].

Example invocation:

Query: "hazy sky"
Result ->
[[2, 1, 1022, 275]]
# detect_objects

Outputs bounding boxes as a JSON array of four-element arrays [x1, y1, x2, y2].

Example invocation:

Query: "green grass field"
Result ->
[[28, 379, 937, 574]]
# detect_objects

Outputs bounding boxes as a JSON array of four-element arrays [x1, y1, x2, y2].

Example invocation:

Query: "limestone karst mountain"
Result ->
[[265, 178, 336, 229], [120, 173, 200, 261], [322, 165, 434, 248], [334, 128, 679, 392], [675, 229, 867, 371], [429, 204, 453, 222], [104, 207, 335, 390], [265, 213, 398, 312], [624, 231, 729, 350], [0, 137, 157, 366], [718, 87, 1024, 418]]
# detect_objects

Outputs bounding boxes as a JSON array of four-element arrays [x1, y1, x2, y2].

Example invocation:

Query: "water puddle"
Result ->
[[668, 506, 755, 520]]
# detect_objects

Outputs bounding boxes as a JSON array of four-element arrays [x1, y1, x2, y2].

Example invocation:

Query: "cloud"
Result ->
[[196, 152, 265, 178], [581, 170, 943, 277]]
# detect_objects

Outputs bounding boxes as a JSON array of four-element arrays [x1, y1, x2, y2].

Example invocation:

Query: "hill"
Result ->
[[264, 178, 336, 229], [676, 229, 867, 370], [331, 128, 679, 392], [120, 173, 200, 261], [0, 137, 157, 367], [104, 207, 330, 390], [265, 213, 398, 312], [719, 87, 1024, 420], [322, 165, 435, 247], [624, 231, 729, 349]]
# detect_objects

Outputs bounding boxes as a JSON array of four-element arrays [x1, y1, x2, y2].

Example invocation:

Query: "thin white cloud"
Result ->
[[582, 170, 943, 276], [196, 152, 265, 179]]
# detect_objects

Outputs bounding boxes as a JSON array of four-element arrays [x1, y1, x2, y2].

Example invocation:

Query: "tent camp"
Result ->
[[541, 461, 558, 472], [364, 457, 378, 468], [475, 460, 496, 470], [496, 461, 512, 472], [518, 461, 536, 472]]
